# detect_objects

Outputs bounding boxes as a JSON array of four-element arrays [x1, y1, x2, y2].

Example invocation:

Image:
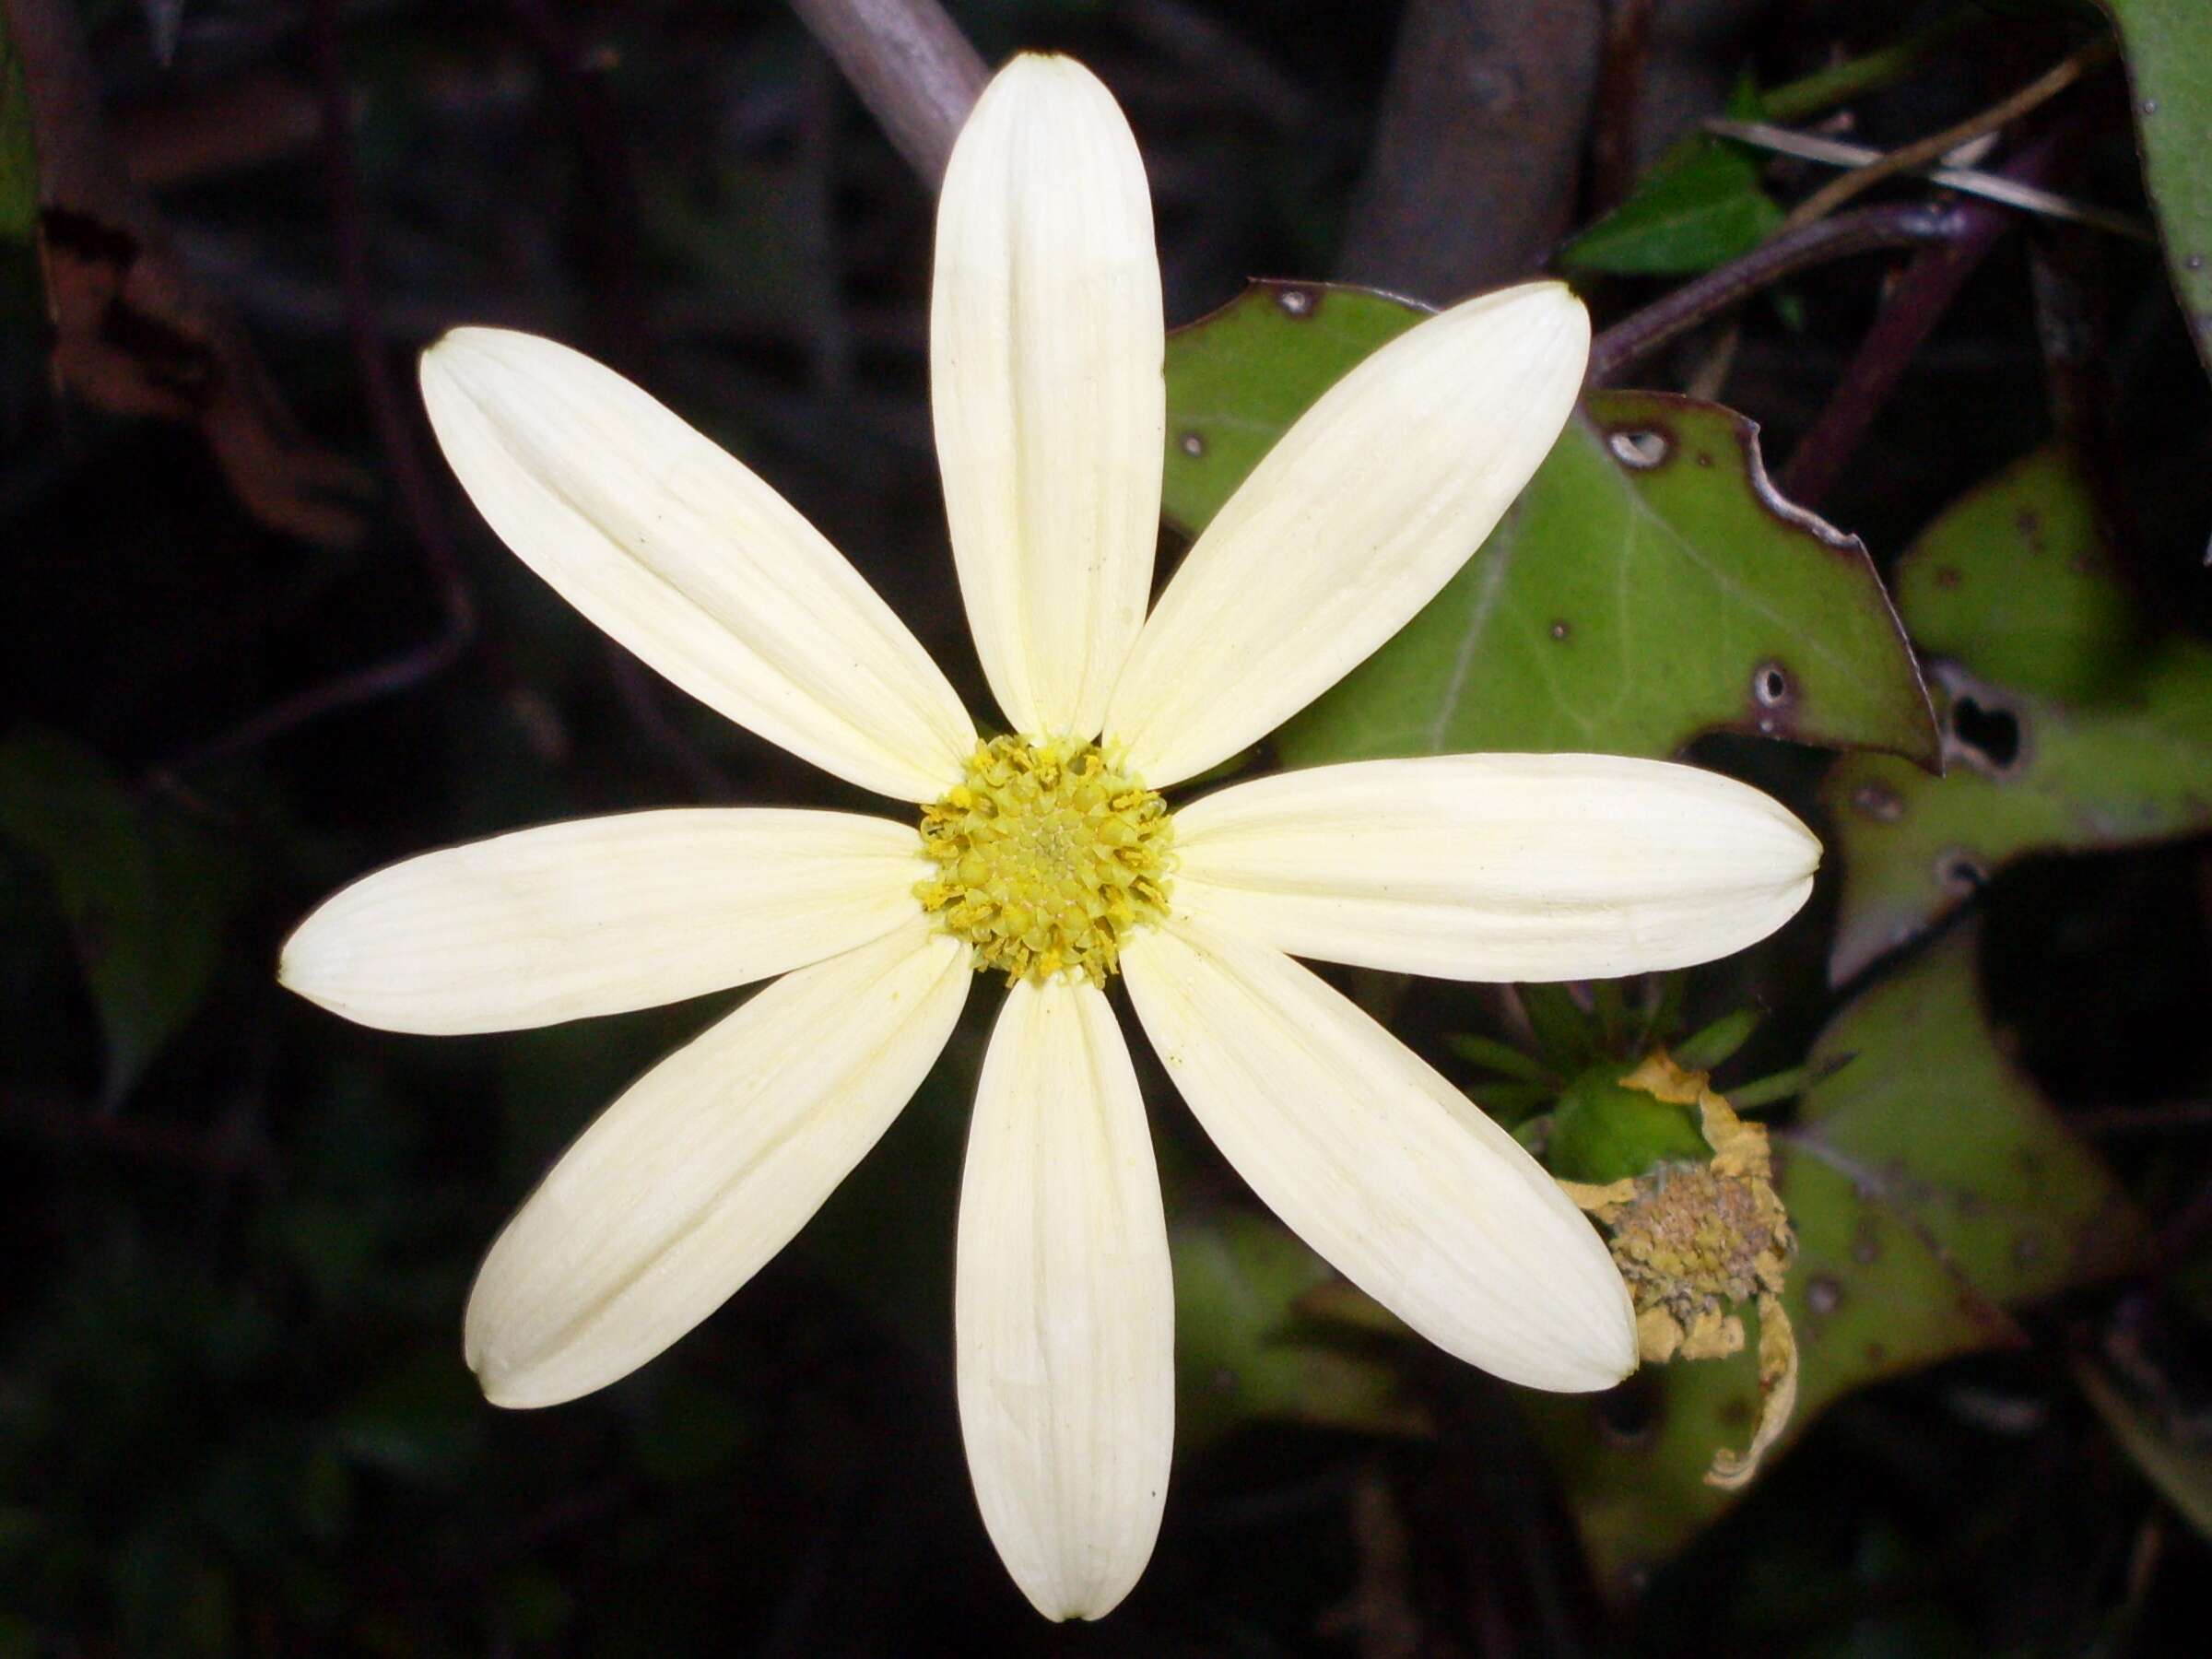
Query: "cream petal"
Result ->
[[279, 809, 931, 1033], [1121, 918, 1634, 1391], [956, 978, 1172, 1620], [465, 920, 970, 1407], [1104, 283, 1589, 785], [933, 54, 1164, 742], [1171, 754, 1819, 981], [421, 328, 975, 801]]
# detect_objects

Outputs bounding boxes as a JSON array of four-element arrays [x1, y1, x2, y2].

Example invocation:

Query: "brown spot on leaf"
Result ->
[[1934, 565, 1962, 588], [1852, 782, 1904, 823], [1549, 619, 1571, 641], [1806, 1276, 1843, 1318]]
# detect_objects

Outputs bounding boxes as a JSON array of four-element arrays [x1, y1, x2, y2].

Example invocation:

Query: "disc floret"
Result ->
[[917, 735, 1174, 985]]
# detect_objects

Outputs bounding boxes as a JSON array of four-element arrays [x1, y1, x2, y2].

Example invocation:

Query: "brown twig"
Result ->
[[785, 0, 985, 188], [1587, 200, 1970, 386], [1338, 0, 1606, 301], [1587, 0, 1655, 215], [1779, 37, 2113, 232], [1778, 124, 2076, 510]]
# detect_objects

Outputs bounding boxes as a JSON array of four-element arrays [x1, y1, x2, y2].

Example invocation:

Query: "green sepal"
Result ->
[[1546, 1065, 1711, 1185], [1674, 1006, 1762, 1071]]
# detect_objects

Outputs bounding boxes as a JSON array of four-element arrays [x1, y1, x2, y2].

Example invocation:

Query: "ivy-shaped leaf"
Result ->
[[1161, 280, 1936, 765], [1889, 446, 2138, 702], [1824, 444, 2212, 982]]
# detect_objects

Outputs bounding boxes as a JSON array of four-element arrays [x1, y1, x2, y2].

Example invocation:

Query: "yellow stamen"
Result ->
[[915, 735, 1174, 986]]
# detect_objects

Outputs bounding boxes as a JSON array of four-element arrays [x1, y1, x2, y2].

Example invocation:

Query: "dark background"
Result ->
[[5, 0, 2212, 1653]]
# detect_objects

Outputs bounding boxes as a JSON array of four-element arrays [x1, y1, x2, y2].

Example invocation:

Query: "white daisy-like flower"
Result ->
[[279, 53, 1819, 1620]]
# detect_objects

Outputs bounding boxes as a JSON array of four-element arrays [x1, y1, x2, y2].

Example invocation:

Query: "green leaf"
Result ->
[[1518, 983, 1600, 1071], [0, 727, 244, 1104], [1170, 1210, 1424, 1450], [1891, 444, 2138, 700], [1288, 389, 1938, 764], [1560, 140, 1783, 276], [1564, 77, 1781, 277], [1794, 924, 2147, 1307], [1443, 1031, 1554, 1085], [1161, 281, 1936, 766], [2078, 1357, 2212, 1544], [1824, 447, 2212, 981], [1673, 1006, 1762, 1071], [0, 8, 35, 244], [1162, 280, 1428, 535], [2101, 0, 2212, 377], [1527, 924, 2146, 1595], [1546, 1066, 1709, 1184]]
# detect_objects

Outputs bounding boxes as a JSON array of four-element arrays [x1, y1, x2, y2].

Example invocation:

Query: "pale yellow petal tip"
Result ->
[[1443, 279, 1591, 355], [994, 50, 1107, 92], [418, 325, 571, 398], [971, 53, 1129, 147], [1592, 1284, 1644, 1391], [1508, 1254, 1640, 1395], [273, 912, 343, 1012], [1012, 1566, 1146, 1624], [463, 1319, 557, 1411], [418, 324, 489, 383], [1789, 809, 1827, 877]]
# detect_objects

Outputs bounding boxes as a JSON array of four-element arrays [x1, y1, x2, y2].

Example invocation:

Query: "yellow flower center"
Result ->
[[1606, 1160, 1786, 1324], [916, 735, 1174, 986]]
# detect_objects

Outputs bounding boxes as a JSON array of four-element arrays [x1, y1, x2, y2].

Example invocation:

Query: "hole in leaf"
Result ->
[[1753, 663, 1793, 708], [1608, 429, 1668, 469], [1940, 852, 1989, 895], [1948, 696, 2020, 769], [1594, 1372, 1662, 1447]]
